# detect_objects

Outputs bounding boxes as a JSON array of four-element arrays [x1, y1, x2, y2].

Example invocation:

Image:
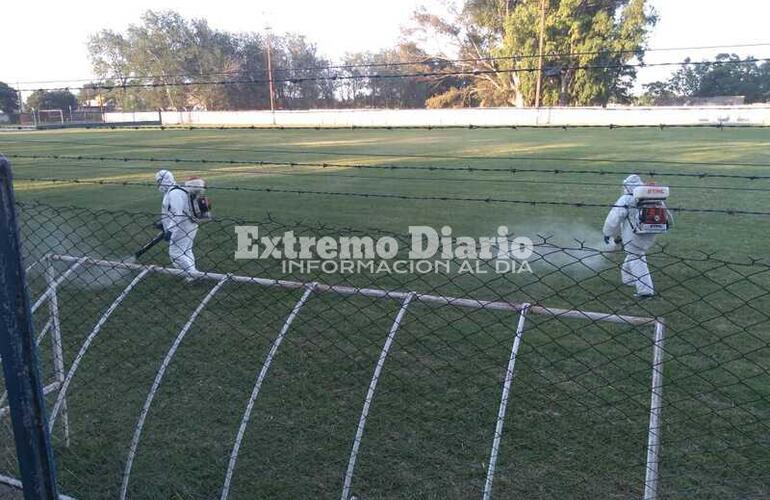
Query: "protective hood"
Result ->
[[623, 174, 644, 194], [155, 170, 176, 194]]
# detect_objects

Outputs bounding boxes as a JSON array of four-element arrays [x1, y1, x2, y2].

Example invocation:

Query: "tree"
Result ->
[[0, 82, 20, 115], [406, 0, 657, 107], [88, 11, 237, 110], [26, 90, 78, 111], [336, 42, 463, 109], [405, 1, 515, 106], [425, 87, 475, 108], [338, 44, 441, 109], [272, 34, 335, 109], [87, 10, 339, 111], [221, 33, 271, 110], [123, 10, 203, 110], [642, 54, 770, 104]]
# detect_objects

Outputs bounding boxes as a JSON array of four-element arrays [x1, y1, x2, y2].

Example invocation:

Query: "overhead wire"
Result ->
[[11, 41, 770, 86], [15, 57, 770, 93]]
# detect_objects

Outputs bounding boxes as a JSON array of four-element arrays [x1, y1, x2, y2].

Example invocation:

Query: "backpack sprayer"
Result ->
[[190, 192, 213, 220], [185, 176, 213, 221], [629, 185, 670, 234]]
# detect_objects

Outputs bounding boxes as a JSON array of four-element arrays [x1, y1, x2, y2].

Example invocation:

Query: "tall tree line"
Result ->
[[86, 11, 333, 111], [84, 3, 657, 111], [14, 4, 769, 114], [642, 53, 770, 104], [86, 11, 447, 111]]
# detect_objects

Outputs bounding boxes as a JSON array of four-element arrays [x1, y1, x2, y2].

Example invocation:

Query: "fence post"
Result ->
[[0, 156, 60, 499]]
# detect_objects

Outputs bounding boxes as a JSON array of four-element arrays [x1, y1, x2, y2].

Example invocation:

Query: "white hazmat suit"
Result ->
[[156, 170, 199, 275], [603, 174, 660, 297]]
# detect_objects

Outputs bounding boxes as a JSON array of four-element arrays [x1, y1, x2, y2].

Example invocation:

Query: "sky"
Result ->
[[2, 0, 770, 94]]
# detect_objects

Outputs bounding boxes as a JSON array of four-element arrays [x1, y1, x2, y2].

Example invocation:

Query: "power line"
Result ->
[[235, 42, 770, 71], [16, 57, 770, 93], [12, 42, 770, 86], [12, 176, 770, 216], [5, 152, 770, 181]]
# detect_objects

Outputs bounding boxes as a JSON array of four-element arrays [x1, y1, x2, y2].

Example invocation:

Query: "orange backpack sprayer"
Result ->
[[629, 185, 670, 234]]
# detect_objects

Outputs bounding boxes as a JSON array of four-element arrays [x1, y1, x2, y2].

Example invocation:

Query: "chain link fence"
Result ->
[[1, 200, 768, 499]]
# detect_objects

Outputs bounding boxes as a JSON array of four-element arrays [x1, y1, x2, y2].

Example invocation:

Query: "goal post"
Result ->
[[36, 109, 64, 126]]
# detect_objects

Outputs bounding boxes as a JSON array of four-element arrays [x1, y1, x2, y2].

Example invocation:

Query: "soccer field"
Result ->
[[0, 127, 768, 499], [2, 127, 768, 253]]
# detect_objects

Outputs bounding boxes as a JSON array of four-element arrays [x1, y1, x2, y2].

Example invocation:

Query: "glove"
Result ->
[[603, 235, 611, 245], [164, 231, 172, 242], [614, 236, 623, 245]]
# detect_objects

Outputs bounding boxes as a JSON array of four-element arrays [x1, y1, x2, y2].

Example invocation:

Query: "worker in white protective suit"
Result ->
[[155, 169, 177, 240], [155, 170, 211, 276], [603, 174, 670, 298]]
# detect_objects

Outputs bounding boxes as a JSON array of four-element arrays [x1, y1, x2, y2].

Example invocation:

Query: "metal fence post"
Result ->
[[0, 156, 59, 499]]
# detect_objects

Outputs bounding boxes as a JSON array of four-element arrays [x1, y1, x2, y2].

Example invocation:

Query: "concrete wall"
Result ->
[[104, 106, 770, 127]]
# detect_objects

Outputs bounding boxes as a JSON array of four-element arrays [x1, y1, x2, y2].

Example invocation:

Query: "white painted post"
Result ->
[[482, 304, 530, 500], [0, 472, 77, 500], [30, 258, 85, 315], [24, 259, 41, 274], [0, 383, 61, 419], [120, 277, 228, 500], [643, 320, 666, 500], [35, 320, 53, 347], [340, 293, 414, 500], [48, 255, 656, 327], [45, 261, 70, 447], [49, 269, 150, 431], [220, 283, 317, 500]]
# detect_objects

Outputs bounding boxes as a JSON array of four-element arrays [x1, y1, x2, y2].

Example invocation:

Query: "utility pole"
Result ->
[[265, 26, 276, 113], [16, 82, 22, 115], [534, 0, 547, 108]]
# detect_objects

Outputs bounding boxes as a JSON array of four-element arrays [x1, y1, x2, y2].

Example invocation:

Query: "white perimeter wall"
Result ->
[[105, 106, 770, 127]]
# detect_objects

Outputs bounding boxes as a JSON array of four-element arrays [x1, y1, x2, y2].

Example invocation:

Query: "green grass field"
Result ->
[[0, 128, 768, 499]]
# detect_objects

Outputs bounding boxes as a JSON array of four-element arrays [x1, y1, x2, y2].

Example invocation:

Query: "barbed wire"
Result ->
[[3, 122, 768, 131], [17, 57, 770, 93], [16, 199, 769, 267], [6, 138, 770, 171], [13, 176, 770, 216], [15, 159, 770, 194], [13, 42, 770, 86], [6, 153, 770, 183], [8, 199, 769, 498]]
